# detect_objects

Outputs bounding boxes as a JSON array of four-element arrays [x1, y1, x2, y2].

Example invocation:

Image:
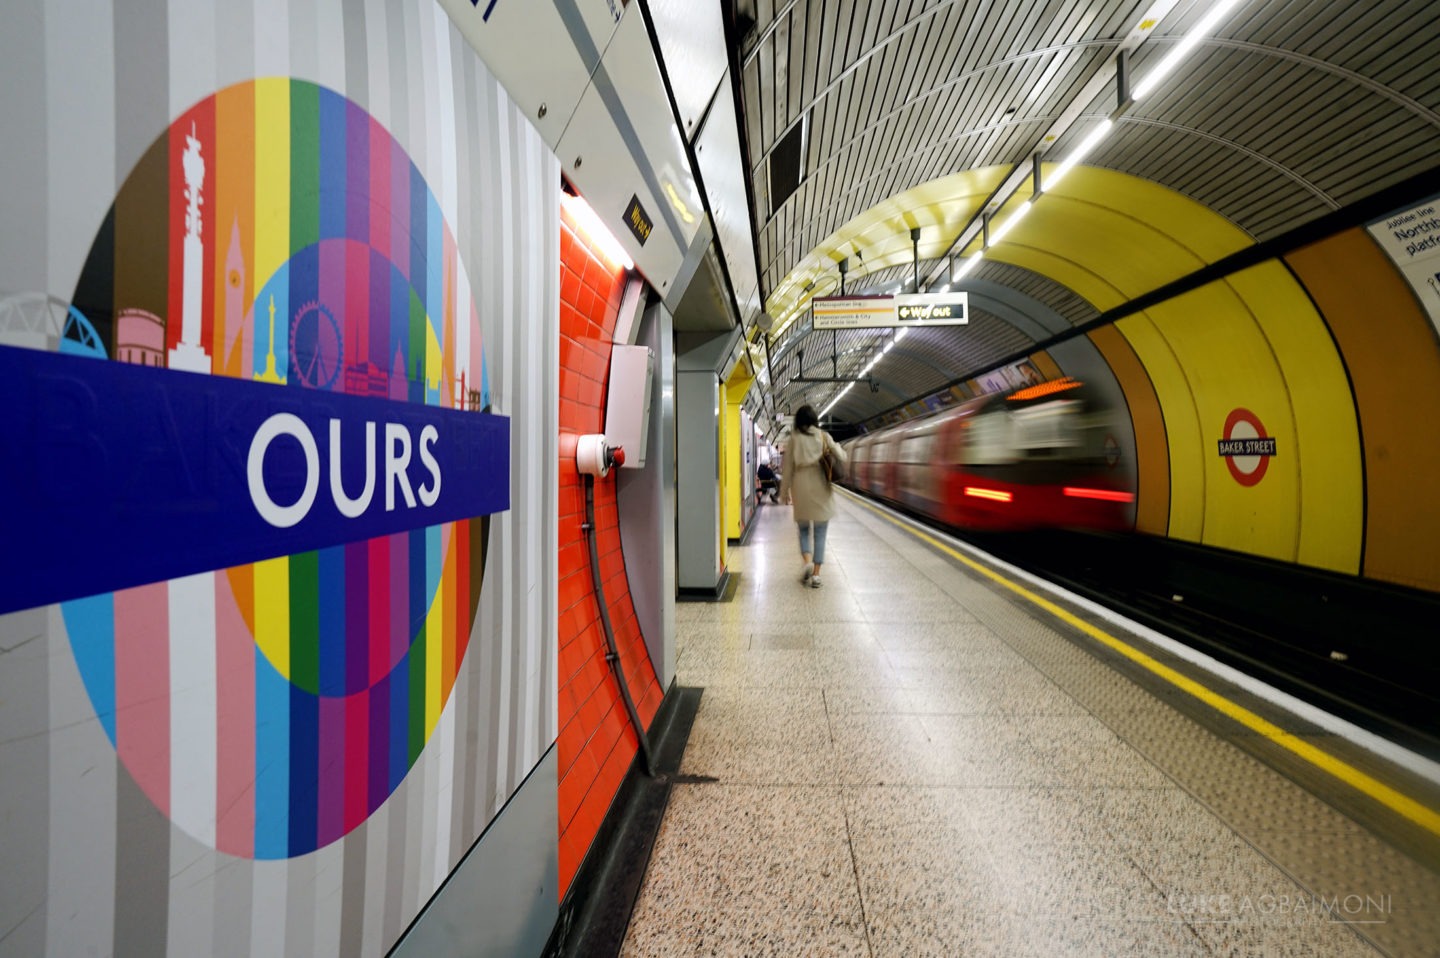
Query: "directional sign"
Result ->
[[812, 292, 969, 329], [812, 296, 897, 330], [894, 292, 968, 325]]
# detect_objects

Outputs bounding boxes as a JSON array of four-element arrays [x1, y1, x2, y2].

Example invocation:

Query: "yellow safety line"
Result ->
[[847, 493, 1440, 837]]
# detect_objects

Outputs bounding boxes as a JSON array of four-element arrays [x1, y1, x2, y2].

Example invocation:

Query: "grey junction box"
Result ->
[[606, 344, 654, 468]]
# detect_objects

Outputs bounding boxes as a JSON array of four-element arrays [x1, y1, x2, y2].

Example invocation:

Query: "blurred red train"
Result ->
[[842, 377, 1136, 533]]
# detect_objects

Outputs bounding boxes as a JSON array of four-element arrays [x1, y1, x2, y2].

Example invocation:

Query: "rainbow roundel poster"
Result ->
[[31, 79, 508, 859]]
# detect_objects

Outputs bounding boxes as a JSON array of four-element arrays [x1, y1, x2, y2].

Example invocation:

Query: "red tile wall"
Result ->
[[556, 201, 663, 897]]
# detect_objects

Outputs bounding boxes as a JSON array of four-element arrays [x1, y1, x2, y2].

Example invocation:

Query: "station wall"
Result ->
[[0, 3, 560, 955], [555, 205, 663, 897]]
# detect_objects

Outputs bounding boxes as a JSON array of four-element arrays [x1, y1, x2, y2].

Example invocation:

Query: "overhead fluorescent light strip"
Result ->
[[1131, 0, 1248, 101], [987, 201, 1033, 246], [1048, 118, 1114, 189]]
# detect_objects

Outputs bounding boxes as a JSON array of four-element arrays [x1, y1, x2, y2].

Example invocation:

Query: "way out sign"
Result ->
[[1218, 407, 1276, 486]]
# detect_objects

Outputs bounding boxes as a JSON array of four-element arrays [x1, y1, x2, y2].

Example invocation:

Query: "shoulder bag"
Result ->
[[819, 433, 845, 484]]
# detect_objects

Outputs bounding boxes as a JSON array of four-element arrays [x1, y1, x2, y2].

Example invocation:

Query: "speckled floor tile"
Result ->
[[815, 645, 894, 671], [824, 684, 993, 715], [726, 621, 807, 646], [1031, 742, 1173, 787], [621, 902, 869, 957], [884, 646, 1034, 674], [829, 713, 964, 786], [889, 664, 1037, 691], [657, 784, 848, 849], [863, 597, 976, 623], [1127, 834, 1319, 906], [817, 664, 905, 689], [624, 837, 869, 957], [872, 628, 1010, 655], [1185, 915, 1383, 957], [678, 737, 840, 785], [685, 704, 831, 750], [848, 581, 953, 602], [850, 834, 1004, 915], [691, 684, 827, 712], [980, 840, 1171, 919], [961, 787, 1116, 845], [675, 619, 753, 640], [1096, 787, 1243, 847], [1006, 916, 1208, 957], [841, 786, 975, 843], [868, 621, 999, 646], [674, 632, 752, 654], [676, 657, 821, 689]]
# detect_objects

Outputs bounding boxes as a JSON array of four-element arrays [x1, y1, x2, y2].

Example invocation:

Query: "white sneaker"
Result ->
[[809, 576, 823, 589], [801, 562, 813, 584]]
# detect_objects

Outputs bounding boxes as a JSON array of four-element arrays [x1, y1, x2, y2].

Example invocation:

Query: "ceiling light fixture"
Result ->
[[1131, 0, 1248, 101], [953, 256, 983, 281], [987, 201, 1033, 246], [1047, 118, 1115, 189], [560, 192, 634, 270]]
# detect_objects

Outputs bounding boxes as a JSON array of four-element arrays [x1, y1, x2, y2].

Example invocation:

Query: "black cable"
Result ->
[[582, 472, 655, 777]]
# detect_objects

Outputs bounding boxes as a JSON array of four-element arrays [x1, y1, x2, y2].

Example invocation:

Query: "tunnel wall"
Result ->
[[0, 3, 561, 956], [1077, 213, 1440, 592], [1110, 264, 1364, 570], [981, 168, 1440, 593], [1287, 228, 1440, 592]]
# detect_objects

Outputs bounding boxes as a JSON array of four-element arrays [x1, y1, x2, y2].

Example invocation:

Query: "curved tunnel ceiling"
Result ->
[[735, 0, 1440, 428]]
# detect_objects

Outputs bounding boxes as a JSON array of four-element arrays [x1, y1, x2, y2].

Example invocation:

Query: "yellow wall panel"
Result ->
[[718, 382, 733, 555], [1143, 283, 1298, 563], [988, 246, 1126, 312], [1225, 262, 1363, 575], [1115, 312, 1206, 543], [1050, 167, 1254, 264], [1008, 199, 1203, 301], [1087, 326, 1170, 535], [1288, 230, 1440, 592]]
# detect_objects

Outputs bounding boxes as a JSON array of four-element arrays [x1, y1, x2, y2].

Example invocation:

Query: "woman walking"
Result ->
[[781, 404, 847, 589]]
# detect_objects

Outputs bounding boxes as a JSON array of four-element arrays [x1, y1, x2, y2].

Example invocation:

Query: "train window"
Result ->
[[1012, 400, 1082, 456], [964, 410, 1017, 465], [899, 433, 934, 463]]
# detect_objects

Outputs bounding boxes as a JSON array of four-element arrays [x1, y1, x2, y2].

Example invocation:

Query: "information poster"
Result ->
[[1367, 197, 1440, 338]]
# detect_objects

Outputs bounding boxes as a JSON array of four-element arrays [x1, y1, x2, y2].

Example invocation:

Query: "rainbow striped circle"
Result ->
[[61, 79, 489, 858]]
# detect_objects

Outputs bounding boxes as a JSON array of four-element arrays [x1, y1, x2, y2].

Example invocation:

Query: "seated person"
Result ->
[[756, 462, 780, 503]]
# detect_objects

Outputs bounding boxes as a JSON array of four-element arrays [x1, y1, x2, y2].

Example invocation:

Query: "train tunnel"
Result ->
[[0, 0, 1437, 956]]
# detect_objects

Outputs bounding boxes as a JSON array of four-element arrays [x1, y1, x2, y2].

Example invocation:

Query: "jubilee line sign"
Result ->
[[812, 292, 969, 330]]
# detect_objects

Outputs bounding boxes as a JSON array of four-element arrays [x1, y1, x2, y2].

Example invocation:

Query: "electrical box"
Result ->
[[606, 345, 653, 468]]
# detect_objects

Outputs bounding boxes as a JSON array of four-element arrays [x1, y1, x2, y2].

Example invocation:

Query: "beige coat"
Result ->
[[781, 427, 846, 523]]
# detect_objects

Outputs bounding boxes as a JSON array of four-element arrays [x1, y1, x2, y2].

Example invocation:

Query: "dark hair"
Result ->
[[794, 404, 819, 435]]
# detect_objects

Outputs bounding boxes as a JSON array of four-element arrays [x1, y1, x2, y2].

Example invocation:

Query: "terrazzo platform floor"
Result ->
[[620, 494, 1440, 957]]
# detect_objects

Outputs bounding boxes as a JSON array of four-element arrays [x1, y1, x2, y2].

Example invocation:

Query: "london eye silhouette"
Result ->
[[289, 300, 343, 389]]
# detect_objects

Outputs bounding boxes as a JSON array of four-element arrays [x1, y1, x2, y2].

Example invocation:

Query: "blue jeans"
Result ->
[[797, 520, 829, 565]]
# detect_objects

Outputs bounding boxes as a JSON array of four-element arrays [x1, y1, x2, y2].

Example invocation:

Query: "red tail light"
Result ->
[[1063, 487, 1135, 503], [964, 486, 1013, 503]]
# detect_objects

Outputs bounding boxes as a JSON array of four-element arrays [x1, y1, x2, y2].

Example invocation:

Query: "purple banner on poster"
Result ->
[[0, 344, 509, 614]]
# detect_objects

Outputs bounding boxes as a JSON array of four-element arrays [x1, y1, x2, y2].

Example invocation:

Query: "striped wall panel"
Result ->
[[0, 2, 558, 956]]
